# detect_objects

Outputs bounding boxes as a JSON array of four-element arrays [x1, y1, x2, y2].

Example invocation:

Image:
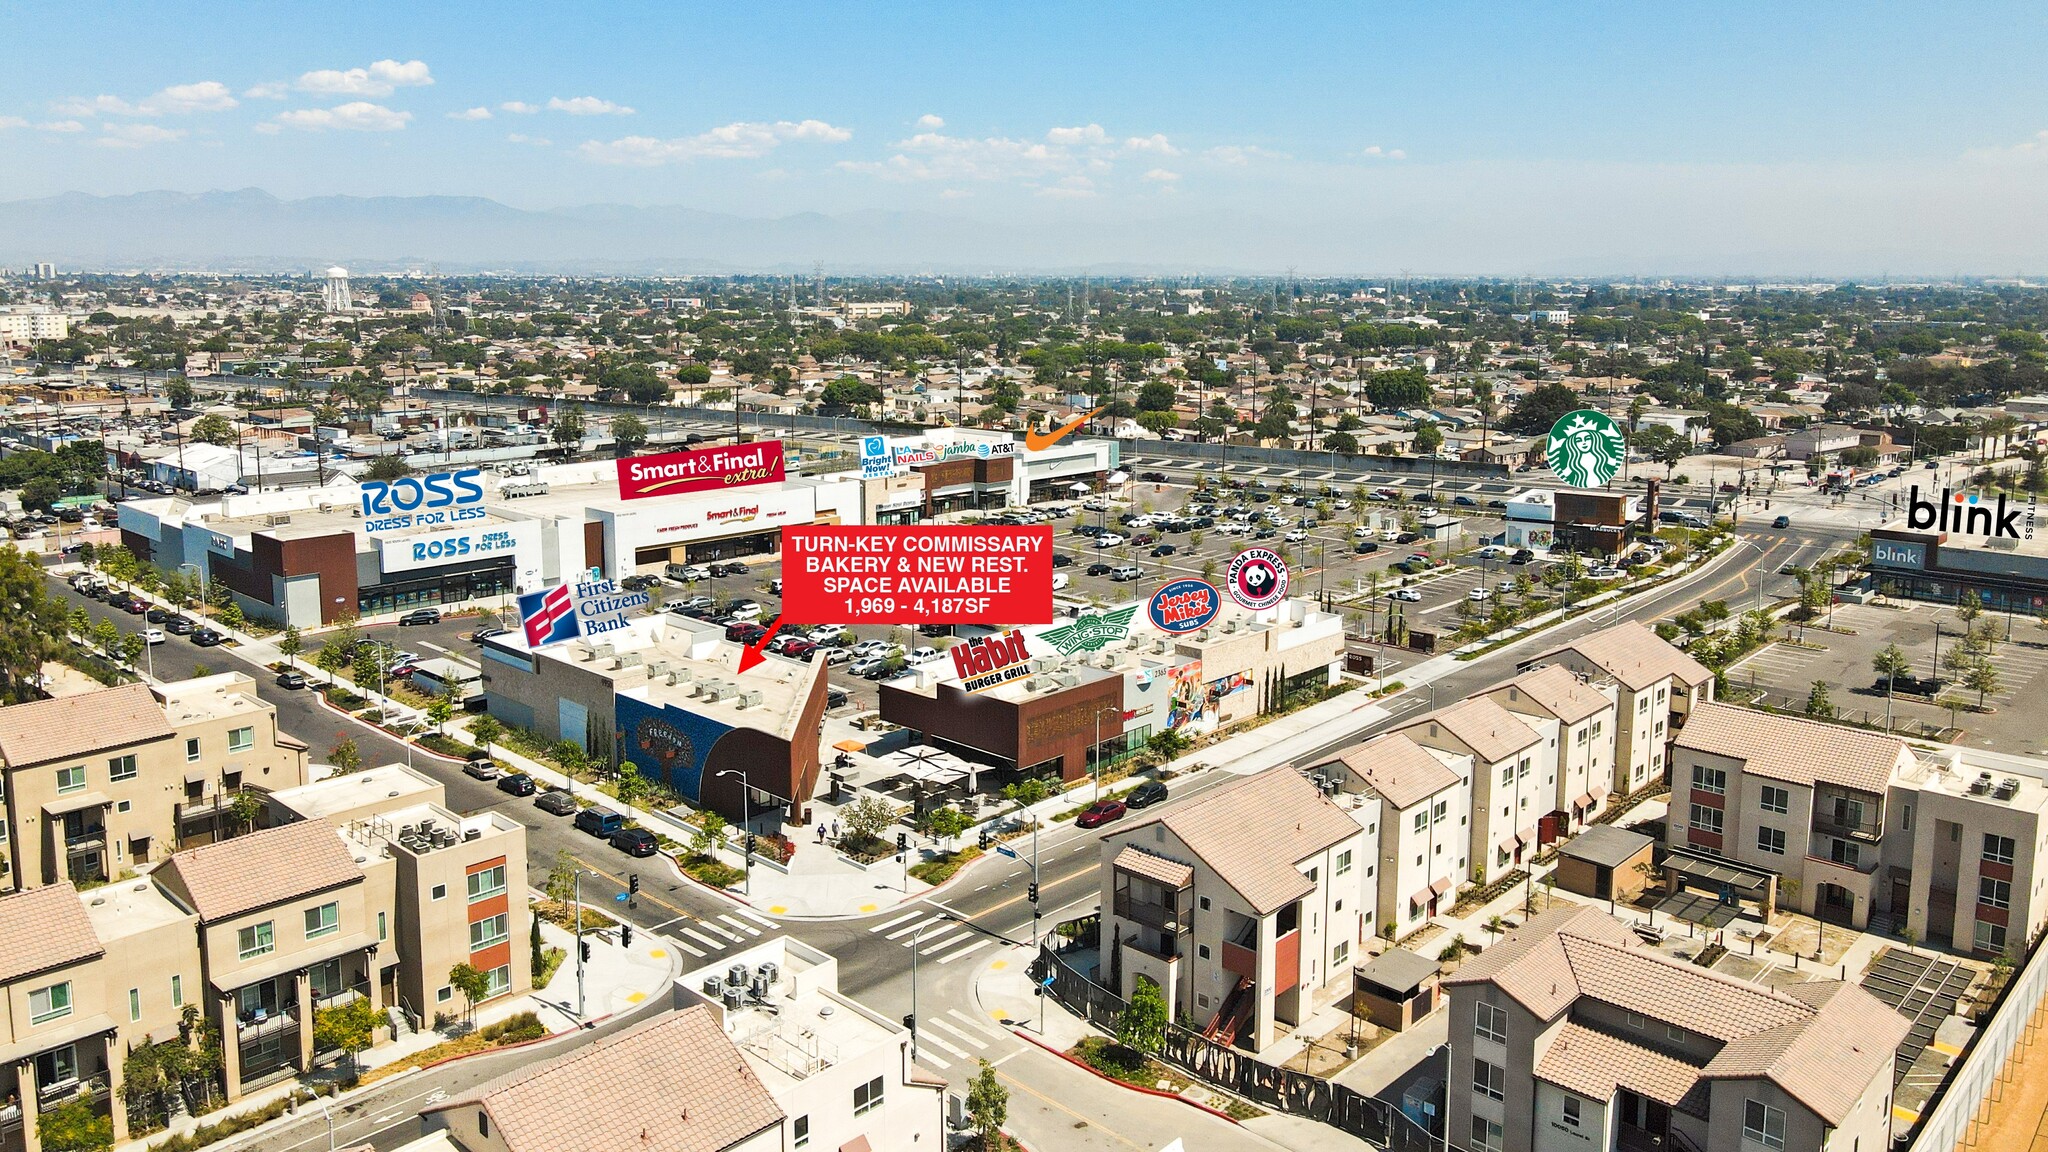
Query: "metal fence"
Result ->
[[1911, 931, 2048, 1152], [1039, 944, 1441, 1150]]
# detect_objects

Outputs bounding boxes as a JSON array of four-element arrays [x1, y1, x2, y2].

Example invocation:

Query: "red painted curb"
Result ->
[[1006, 1027, 1241, 1125]]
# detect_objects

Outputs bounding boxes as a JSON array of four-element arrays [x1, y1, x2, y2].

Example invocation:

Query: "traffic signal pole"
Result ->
[[572, 868, 586, 1019]]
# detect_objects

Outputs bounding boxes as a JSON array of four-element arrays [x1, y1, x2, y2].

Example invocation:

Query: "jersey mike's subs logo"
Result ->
[[615, 442, 785, 500], [1149, 579, 1220, 634]]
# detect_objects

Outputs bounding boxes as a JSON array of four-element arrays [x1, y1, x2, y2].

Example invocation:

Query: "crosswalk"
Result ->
[[868, 908, 1002, 965], [911, 1007, 1008, 1071], [658, 905, 779, 959]]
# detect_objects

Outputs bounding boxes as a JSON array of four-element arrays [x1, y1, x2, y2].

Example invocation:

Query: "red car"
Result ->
[[1076, 800, 1127, 829], [779, 639, 818, 660]]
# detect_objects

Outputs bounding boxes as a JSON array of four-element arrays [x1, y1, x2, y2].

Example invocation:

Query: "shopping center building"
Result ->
[[1869, 501, 2048, 614]]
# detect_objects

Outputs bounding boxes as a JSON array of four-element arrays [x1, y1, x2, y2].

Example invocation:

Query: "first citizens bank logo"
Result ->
[[519, 578, 650, 647]]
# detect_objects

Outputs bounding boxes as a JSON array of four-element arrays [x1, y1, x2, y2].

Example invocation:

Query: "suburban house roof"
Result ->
[[0, 683, 175, 768], [425, 1007, 784, 1152], [1558, 824, 1655, 870], [1321, 732, 1463, 810], [1447, 905, 1907, 1127], [1529, 620, 1714, 692], [153, 820, 363, 923], [1113, 846, 1194, 890], [1675, 702, 1908, 794], [1494, 664, 1614, 724], [1117, 768, 1360, 915], [1395, 696, 1542, 765], [0, 884, 105, 984], [1536, 1022, 1710, 1118]]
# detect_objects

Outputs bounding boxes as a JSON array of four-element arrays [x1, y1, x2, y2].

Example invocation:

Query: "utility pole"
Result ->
[[572, 868, 587, 1018]]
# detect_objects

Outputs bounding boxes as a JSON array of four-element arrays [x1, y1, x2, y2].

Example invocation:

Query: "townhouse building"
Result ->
[[1095, 769, 1369, 1052], [1311, 732, 1472, 938], [1445, 905, 1907, 1152], [0, 677, 310, 890], [1394, 697, 1553, 879], [1484, 664, 1619, 835], [1524, 620, 1714, 796]]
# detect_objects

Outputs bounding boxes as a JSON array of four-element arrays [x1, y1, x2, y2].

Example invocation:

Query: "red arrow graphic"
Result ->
[[737, 619, 785, 675]]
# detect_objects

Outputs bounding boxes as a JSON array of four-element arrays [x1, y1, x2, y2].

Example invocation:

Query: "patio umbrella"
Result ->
[[831, 739, 867, 753]]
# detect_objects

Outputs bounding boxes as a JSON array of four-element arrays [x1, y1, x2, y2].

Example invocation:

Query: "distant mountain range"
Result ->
[[0, 189, 1224, 276]]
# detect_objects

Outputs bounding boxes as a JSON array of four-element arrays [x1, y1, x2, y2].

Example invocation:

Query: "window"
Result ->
[[185, 738, 201, 763], [1562, 1096, 1582, 1128], [34, 1045, 76, 1090], [116, 800, 131, 813], [237, 921, 275, 960], [1471, 1116, 1503, 1152], [438, 986, 453, 1003], [1518, 759, 1530, 779], [1500, 764, 1513, 786], [470, 914, 510, 951], [1757, 827, 1786, 855], [1473, 1059, 1505, 1101], [1830, 840, 1861, 869], [1691, 765, 1726, 795], [1198, 944, 1210, 959], [431, 884, 447, 901], [1690, 805, 1723, 835], [227, 726, 254, 753], [1901, 803, 1913, 831], [1332, 941, 1349, 966], [29, 982, 72, 1024], [1626, 1011, 1647, 1030], [1667, 1024, 1687, 1043], [1413, 811, 1429, 834], [130, 988, 141, 1022], [1976, 921, 2009, 953], [109, 754, 137, 782], [854, 1075, 885, 1116], [1639, 696, 1650, 712], [1199, 896, 1210, 911], [378, 911, 387, 941], [1980, 877, 2012, 910], [1760, 785, 1789, 814], [1592, 720, 1603, 739], [467, 865, 507, 902], [1745, 1100, 1786, 1151], [171, 974, 182, 1007], [1985, 834, 2017, 866], [56, 765, 85, 794], [304, 902, 339, 940], [1576, 727, 1587, 745], [793, 1115, 810, 1149], [1334, 849, 1353, 877], [483, 965, 511, 997], [1475, 1002, 1507, 1044], [478, 1112, 489, 1139]]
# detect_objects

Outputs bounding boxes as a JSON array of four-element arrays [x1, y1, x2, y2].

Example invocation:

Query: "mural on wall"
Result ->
[[1207, 669, 1253, 706], [614, 693, 737, 802], [1166, 660, 1205, 731]]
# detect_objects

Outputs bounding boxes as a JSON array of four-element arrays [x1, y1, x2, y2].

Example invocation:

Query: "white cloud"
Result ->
[[1360, 145, 1407, 160], [1204, 144, 1292, 166], [1036, 175, 1096, 199], [1143, 168, 1180, 182], [1046, 123, 1107, 146], [917, 114, 945, 129], [845, 121, 1185, 190], [1966, 129, 2048, 161], [939, 187, 970, 199], [97, 123, 186, 148], [1123, 133, 1178, 155], [55, 80, 238, 118], [580, 119, 851, 165], [271, 102, 412, 132], [54, 94, 139, 117], [0, 116, 24, 131], [448, 106, 493, 121], [547, 96, 633, 116], [507, 133, 551, 146], [499, 101, 540, 115], [296, 59, 433, 97], [244, 82, 288, 100], [38, 120, 84, 133]]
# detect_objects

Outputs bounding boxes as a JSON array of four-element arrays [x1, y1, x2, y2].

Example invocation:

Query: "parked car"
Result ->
[[276, 669, 307, 689], [1150, 544, 1178, 558], [121, 596, 148, 615], [462, 758, 501, 781], [851, 639, 900, 659], [143, 628, 166, 645], [1123, 780, 1170, 809], [1110, 565, 1143, 582], [497, 773, 537, 796], [726, 622, 768, 645], [806, 624, 848, 644], [1355, 541, 1381, 554], [575, 808, 626, 838], [906, 647, 943, 665], [1453, 495, 1478, 506], [810, 646, 852, 665], [190, 628, 225, 646], [849, 655, 889, 678], [146, 606, 171, 623], [1093, 533, 1125, 548], [1388, 588, 1423, 602], [1076, 800, 1128, 829], [619, 574, 661, 592], [779, 639, 818, 660], [1588, 566, 1625, 579], [471, 626, 509, 643], [398, 607, 442, 626], [1509, 549, 1535, 565], [610, 827, 660, 857], [535, 789, 580, 816], [825, 686, 850, 709], [1086, 562, 1114, 577], [1052, 572, 1071, 590], [727, 600, 763, 622], [1051, 553, 1075, 568], [164, 616, 196, 635], [1468, 587, 1492, 602]]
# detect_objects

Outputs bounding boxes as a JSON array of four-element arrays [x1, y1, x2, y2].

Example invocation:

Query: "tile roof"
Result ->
[[1395, 696, 1542, 765], [1117, 768, 1361, 915], [425, 1007, 783, 1152], [1494, 664, 1614, 724], [1532, 620, 1714, 691], [1703, 980, 1911, 1127], [1675, 702, 1908, 794], [1535, 1022, 1707, 1116], [154, 820, 363, 923], [0, 884, 105, 983], [0, 683, 173, 768], [1113, 846, 1194, 890], [1320, 733, 1463, 810]]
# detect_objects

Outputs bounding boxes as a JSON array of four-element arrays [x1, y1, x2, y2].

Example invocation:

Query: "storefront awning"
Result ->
[[1108, 470, 1130, 485], [1068, 482, 1092, 493], [1497, 832, 1523, 853], [1589, 784, 1610, 802], [1409, 884, 1436, 906], [1573, 792, 1595, 810], [1430, 876, 1453, 897], [43, 791, 112, 816]]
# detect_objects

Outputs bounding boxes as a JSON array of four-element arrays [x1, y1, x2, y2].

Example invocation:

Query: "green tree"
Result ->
[[1504, 382, 1582, 435], [551, 405, 585, 450], [120, 632, 144, 668], [188, 413, 238, 446], [329, 737, 362, 774], [448, 962, 492, 1026], [0, 548, 71, 702], [277, 624, 303, 664], [1411, 420, 1444, 455], [1964, 656, 2001, 709], [164, 376, 195, 409], [426, 690, 456, 736], [690, 811, 729, 860], [1873, 643, 1911, 697], [611, 413, 650, 454], [841, 794, 899, 849], [469, 713, 503, 752], [312, 995, 383, 1074], [544, 850, 579, 903], [20, 475, 62, 513], [38, 1095, 112, 1152], [1806, 679, 1835, 719], [616, 760, 647, 807], [91, 617, 119, 655], [914, 805, 973, 842], [1116, 975, 1168, 1057], [228, 790, 264, 835], [966, 1058, 1010, 1150], [365, 454, 410, 481]]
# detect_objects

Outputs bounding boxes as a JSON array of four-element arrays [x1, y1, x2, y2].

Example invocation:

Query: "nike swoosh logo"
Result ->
[[1026, 407, 1102, 452]]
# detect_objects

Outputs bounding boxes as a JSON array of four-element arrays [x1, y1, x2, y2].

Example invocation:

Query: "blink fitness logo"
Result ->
[[1907, 486, 2037, 541]]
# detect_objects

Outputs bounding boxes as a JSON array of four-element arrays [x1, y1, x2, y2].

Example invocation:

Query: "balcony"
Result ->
[[1273, 929, 1301, 995], [1811, 786, 1884, 841], [1113, 892, 1190, 933], [1221, 938, 1258, 981]]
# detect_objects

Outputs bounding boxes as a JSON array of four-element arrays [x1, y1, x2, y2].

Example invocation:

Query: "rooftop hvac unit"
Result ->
[[1053, 673, 1079, 688], [1032, 657, 1059, 673], [1024, 678, 1041, 691], [618, 653, 642, 669], [722, 986, 744, 1011], [1971, 772, 1994, 795], [577, 646, 598, 662], [756, 960, 780, 985], [265, 513, 291, 526], [736, 690, 764, 709], [727, 962, 751, 987], [591, 643, 615, 661], [1152, 640, 1168, 654], [1125, 638, 1140, 650], [702, 975, 724, 997], [317, 503, 333, 514], [1224, 620, 1239, 633], [644, 660, 669, 678], [1997, 778, 2022, 800]]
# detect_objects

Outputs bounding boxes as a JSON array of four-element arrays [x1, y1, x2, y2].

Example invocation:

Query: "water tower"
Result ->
[[322, 266, 352, 312]]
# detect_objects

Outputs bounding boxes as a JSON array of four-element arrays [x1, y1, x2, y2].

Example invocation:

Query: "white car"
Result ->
[[144, 628, 166, 645], [1388, 588, 1423, 602], [806, 625, 849, 644], [1051, 572, 1070, 590], [1496, 580, 1519, 594], [727, 601, 763, 621], [848, 656, 889, 677], [905, 647, 942, 665], [1353, 526, 1376, 540], [1589, 566, 1625, 579], [1094, 533, 1125, 548], [1284, 530, 1307, 543], [1125, 514, 1154, 528], [851, 639, 898, 659], [1332, 499, 1354, 510], [1475, 545, 1506, 559], [1468, 588, 1492, 602]]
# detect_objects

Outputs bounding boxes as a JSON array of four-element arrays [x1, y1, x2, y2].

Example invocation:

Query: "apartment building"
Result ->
[[1445, 905, 1907, 1152], [1095, 769, 1369, 1052], [1394, 697, 1552, 879], [422, 937, 944, 1152], [1311, 732, 1471, 938], [1484, 664, 1619, 834], [0, 677, 310, 890], [1524, 620, 1714, 795]]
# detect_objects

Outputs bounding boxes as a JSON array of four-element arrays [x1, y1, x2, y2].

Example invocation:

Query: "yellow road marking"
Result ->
[[571, 856, 694, 921], [626, 991, 645, 1003], [770, 905, 788, 914], [1893, 1106, 1921, 1124], [859, 902, 878, 913]]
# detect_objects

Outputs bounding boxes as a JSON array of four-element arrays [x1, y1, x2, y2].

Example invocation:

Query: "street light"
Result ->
[[908, 916, 949, 1065], [715, 769, 753, 895]]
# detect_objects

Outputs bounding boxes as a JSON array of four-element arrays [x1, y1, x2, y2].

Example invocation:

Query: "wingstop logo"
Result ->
[[1906, 487, 2036, 541]]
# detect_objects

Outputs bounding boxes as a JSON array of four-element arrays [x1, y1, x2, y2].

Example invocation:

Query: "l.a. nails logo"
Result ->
[[1906, 486, 2036, 540]]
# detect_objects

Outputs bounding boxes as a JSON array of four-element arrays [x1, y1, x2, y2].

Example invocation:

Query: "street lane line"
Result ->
[[731, 906, 780, 928], [680, 927, 724, 950], [927, 1016, 988, 1049], [717, 914, 763, 936], [917, 1029, 970, 1060], [870, 910, 925, 933], [936, 938, 996, 964]]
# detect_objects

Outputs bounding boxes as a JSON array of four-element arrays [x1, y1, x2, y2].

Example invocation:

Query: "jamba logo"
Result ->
[[1906, 487, 2035, 540]]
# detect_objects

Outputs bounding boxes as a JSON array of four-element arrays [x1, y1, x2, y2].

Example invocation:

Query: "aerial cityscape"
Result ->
[[3, 6, 2048, 1152]]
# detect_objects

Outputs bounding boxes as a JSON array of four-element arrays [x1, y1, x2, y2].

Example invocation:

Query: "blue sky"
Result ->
[[6, 2, 2048, 270]]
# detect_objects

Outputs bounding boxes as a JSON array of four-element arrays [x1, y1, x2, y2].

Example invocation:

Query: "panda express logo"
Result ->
[[1907, 487, 2035, 540], [951, 630, 1033, 693]]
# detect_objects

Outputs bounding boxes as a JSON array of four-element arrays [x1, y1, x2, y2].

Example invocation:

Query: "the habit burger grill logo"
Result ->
[[952, 630, 1033, 693], [1908, 486, 2036, 540]]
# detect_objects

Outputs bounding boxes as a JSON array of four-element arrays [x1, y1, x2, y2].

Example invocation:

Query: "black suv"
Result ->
[[610, 827, 660, 857]]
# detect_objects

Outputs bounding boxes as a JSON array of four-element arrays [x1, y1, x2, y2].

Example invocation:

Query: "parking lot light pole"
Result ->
[[716, 769, 752, 895]]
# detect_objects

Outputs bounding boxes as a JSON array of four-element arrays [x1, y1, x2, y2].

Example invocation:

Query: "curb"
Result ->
[[1006, 1027, 1242, 1125]]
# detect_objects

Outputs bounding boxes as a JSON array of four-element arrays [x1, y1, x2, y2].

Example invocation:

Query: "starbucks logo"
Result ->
[[1546, 409, 1626, 489]]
